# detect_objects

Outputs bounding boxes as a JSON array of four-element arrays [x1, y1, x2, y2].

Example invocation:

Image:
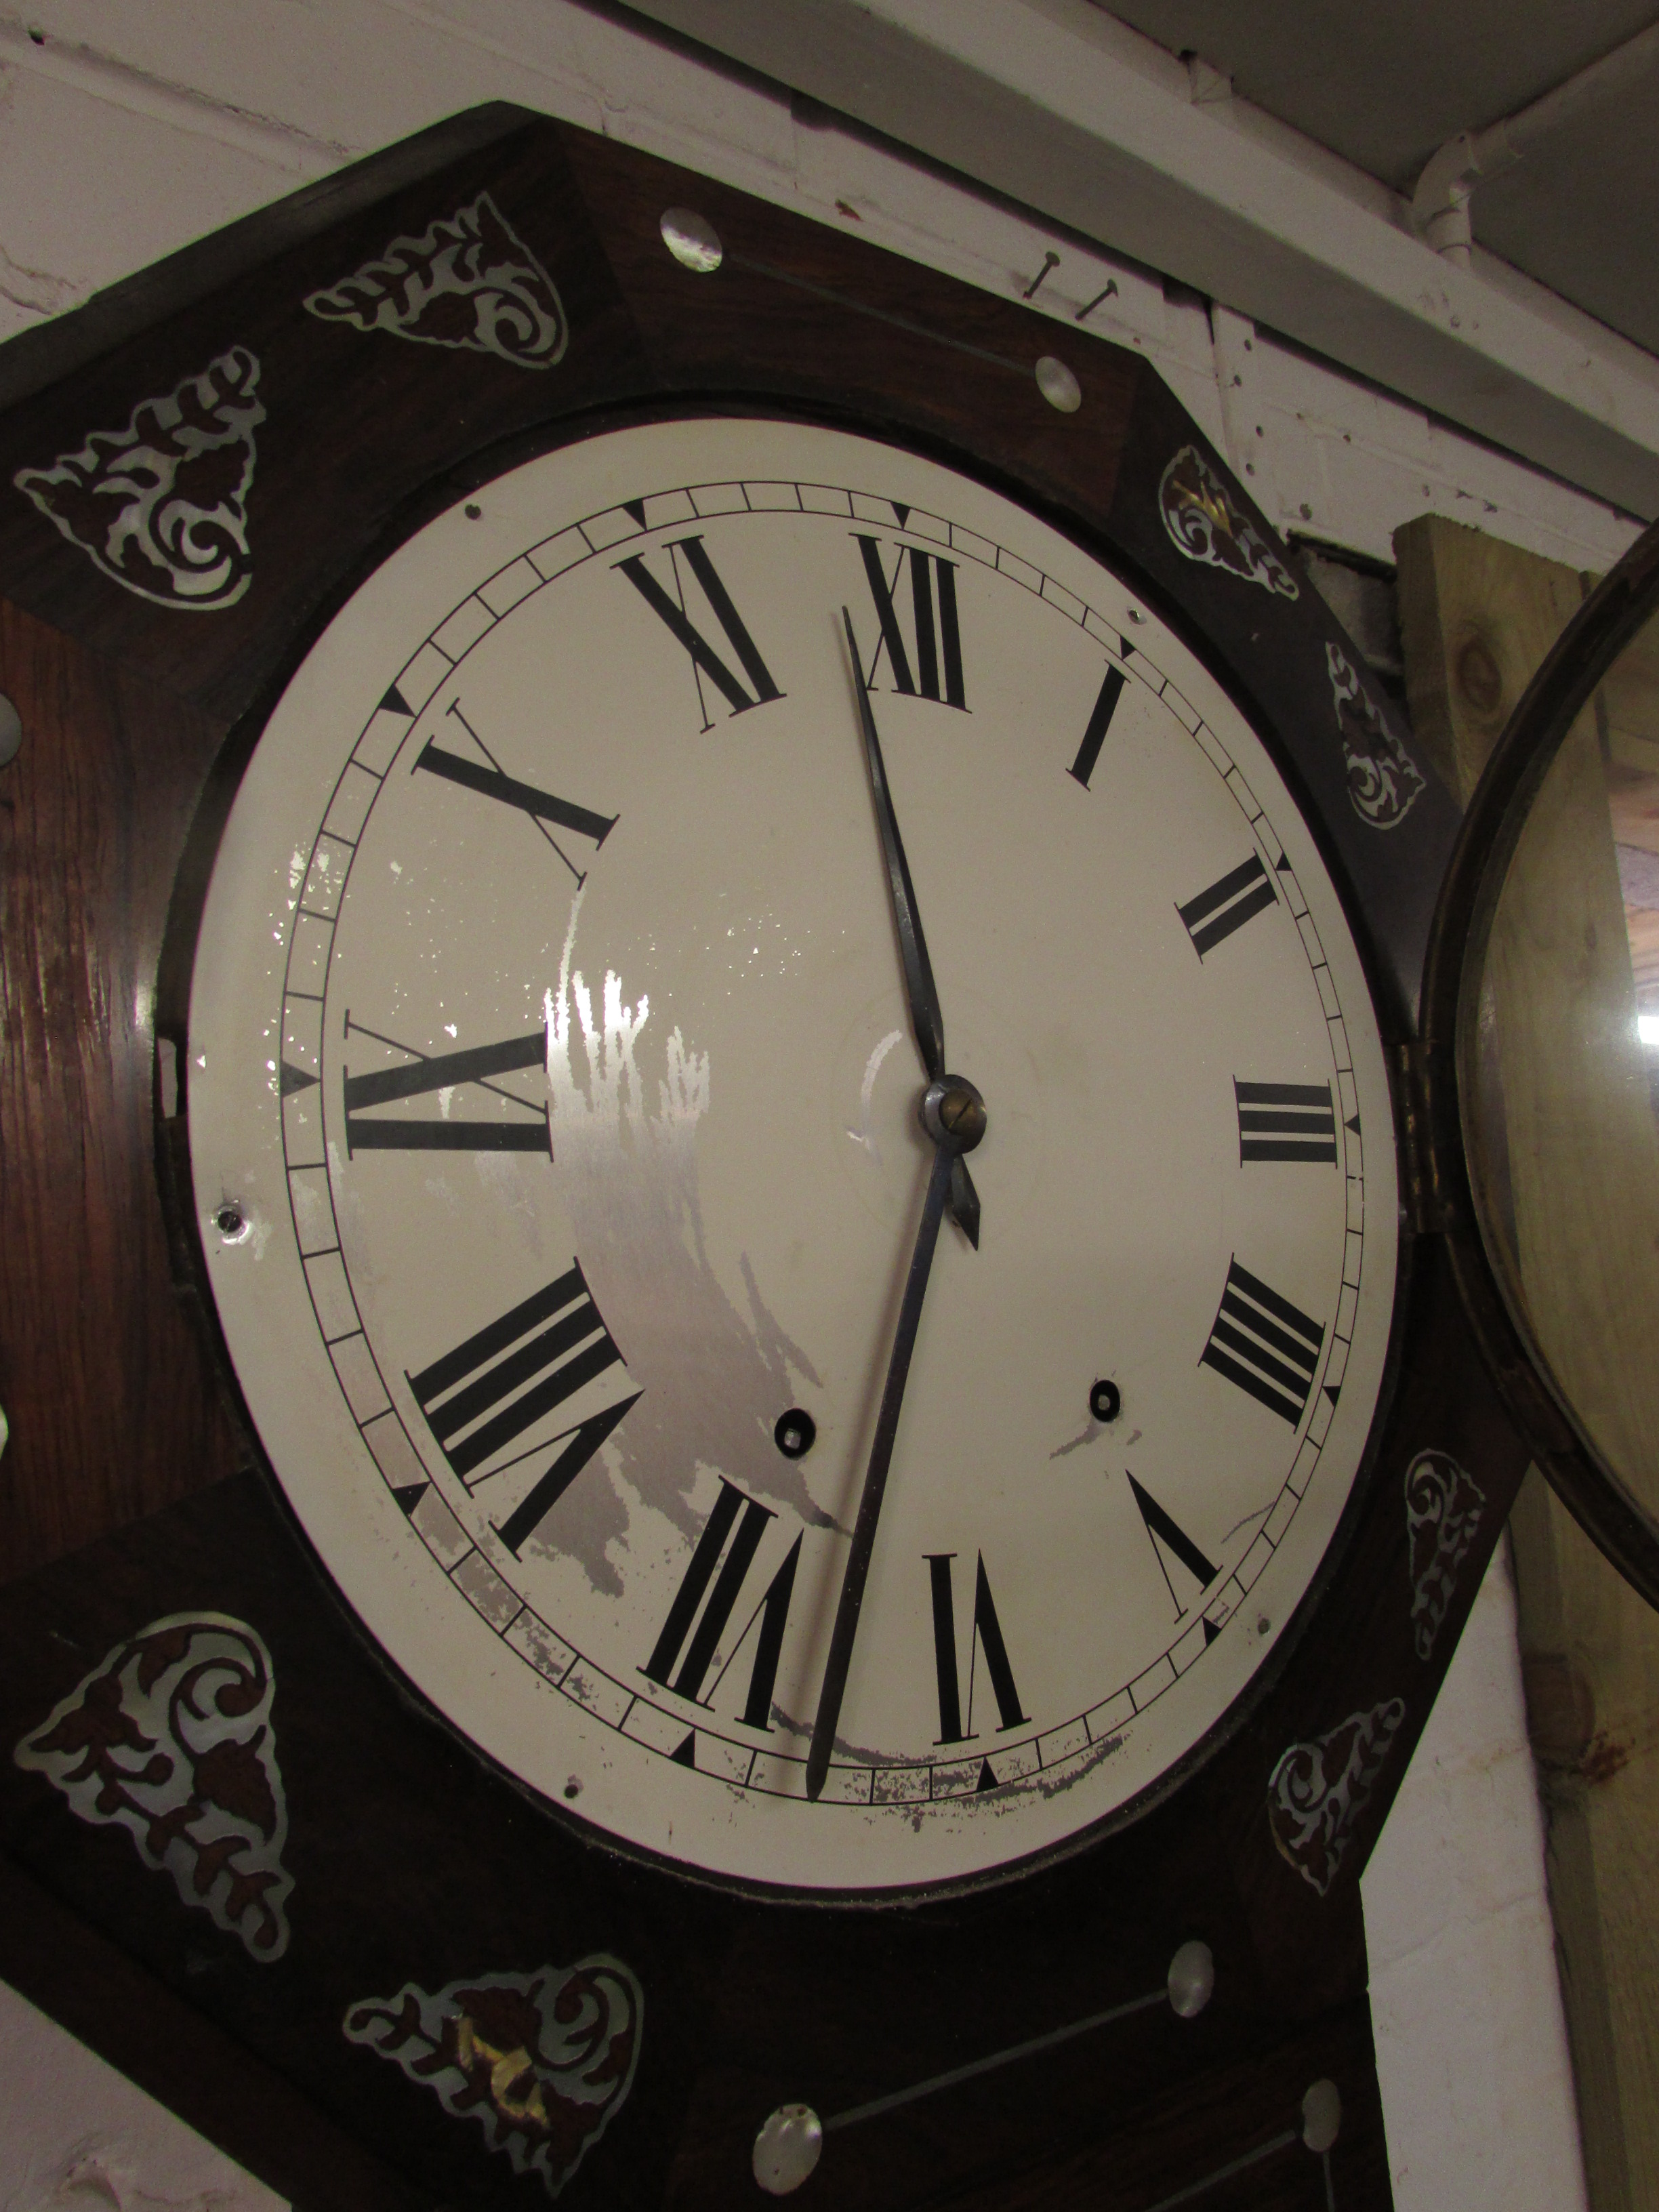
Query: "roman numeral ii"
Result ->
[[1176, 853, 1277, 957]]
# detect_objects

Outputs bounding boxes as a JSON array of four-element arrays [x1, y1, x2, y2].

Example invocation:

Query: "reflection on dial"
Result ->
[[189, 417, 1397, 1894]]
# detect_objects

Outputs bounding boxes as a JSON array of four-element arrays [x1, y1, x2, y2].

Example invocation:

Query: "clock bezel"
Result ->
[[163, 391, 1418, 1908]]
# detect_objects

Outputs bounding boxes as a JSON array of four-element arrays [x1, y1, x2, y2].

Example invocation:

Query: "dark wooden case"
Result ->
[[0, 106, 1537, 2211]]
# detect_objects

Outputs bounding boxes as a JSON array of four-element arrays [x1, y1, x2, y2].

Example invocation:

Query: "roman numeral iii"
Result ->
[[1200, 1258, 1324, 1426], [616, 536, 783, 728], [1234, 1079, 1338, 1165], [854, 536, 967, 709], [342, 1023, 550, 1156], [1176, 853, 1277, 957], [409, 1264, 633, 1532], [926, 1552, 1029, 1744], [644, 1478, 801, 1730]]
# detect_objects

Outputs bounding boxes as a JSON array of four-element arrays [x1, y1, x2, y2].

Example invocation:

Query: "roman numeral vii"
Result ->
[[644, 1477, 800, 1731]]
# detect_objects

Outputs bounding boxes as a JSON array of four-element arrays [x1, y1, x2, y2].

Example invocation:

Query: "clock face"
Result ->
[[188, 415, 1397, 1895]]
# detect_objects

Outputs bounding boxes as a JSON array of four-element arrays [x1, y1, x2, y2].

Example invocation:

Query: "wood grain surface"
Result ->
[[1396, 510, 1659, 2212], [0, 599, 245, 1581]]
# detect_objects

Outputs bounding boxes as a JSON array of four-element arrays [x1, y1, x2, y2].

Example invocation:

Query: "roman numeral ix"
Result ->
[[1200, 1258, 1324, 1427], [617, 536, 783, 729], [1234, 1080, 1338, 1165], [927, 1552, 1029, 1745], [855, 536, 967, 710], [342, 1018, 550, 1156], [410, 1264, 638, 1555], [1177, 853, 1277, 958], [644, 1477, 800, 1731]]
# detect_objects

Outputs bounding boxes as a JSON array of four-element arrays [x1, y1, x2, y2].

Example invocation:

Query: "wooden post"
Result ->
[[1396, 514, 1659, 2212]]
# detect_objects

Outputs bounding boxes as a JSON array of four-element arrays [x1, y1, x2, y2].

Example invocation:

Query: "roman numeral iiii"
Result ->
[[1200, 1258, 1324, 1425]]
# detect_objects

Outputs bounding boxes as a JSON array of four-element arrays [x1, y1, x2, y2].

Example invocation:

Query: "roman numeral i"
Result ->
[[617, 536, 783, 729], [644, 1477, 800, 1732]]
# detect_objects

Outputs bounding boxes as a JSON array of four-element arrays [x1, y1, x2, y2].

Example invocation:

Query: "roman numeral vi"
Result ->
[[926, 1552, 1028, 1744]]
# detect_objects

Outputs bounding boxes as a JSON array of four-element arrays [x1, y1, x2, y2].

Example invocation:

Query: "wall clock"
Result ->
[[5, 96, 1643, 2212]]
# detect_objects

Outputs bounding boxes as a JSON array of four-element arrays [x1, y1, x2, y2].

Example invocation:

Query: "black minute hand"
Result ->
[[806, 1084, 985, 1801], [842, 609, 981, 1246]]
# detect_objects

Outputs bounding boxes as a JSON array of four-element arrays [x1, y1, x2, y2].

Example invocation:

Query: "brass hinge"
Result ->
[[1391, 1038, 1455, 1235]]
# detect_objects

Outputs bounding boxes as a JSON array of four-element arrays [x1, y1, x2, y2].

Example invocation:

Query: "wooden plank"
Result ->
[[1395, 512, 1659, 2212]]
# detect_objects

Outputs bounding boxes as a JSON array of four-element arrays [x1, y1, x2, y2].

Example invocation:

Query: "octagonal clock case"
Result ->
[[1, 98, 1597, 2211]]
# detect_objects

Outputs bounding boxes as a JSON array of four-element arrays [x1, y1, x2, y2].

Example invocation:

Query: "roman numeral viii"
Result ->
[[342, 1021, 550, 1156], [927, 1552, 1028, 1744], [616, 537, 783, 728], [1200, 1258, 1324, 1426], [1176, 853, 1277, 957], [855, 537, 967, 709], [1234, 1080, 1338, 1165], [409, 1264, 638, 1555], [644, 1478, 800, 1731]]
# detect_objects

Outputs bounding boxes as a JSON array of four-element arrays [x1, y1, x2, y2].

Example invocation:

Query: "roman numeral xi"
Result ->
[[409, 1263, 639, 1556], [617, 536, 783, 729], [1200, 1259, 1324, 1427]]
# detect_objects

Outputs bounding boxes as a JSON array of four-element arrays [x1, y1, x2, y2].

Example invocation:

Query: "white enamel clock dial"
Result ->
[[188, 416, 1397, 1894]]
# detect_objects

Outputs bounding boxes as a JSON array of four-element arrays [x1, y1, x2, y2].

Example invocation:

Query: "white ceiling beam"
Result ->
[[621, 0, 1659, 520]]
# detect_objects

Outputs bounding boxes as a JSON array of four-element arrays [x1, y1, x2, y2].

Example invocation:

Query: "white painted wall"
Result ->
[[0, 1979, 285, 2212], [0, 4, 1615, 2205]]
